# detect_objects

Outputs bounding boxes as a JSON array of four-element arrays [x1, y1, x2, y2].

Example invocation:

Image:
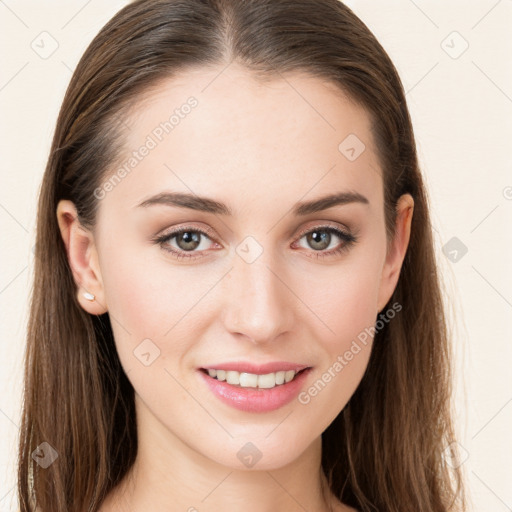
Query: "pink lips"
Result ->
[[197, 362, 312, 413]]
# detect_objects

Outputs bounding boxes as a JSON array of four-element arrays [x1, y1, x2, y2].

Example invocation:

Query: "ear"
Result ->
[[376, 193, 414, 314], [56, 199, 107, 315]]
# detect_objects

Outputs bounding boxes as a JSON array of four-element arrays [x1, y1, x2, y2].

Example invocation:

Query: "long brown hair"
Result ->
[[18, 1, 466, 510]]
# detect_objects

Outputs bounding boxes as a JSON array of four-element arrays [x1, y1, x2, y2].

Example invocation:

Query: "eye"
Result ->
[[153, 227, 218, 261], [293, 225, 358, 259]]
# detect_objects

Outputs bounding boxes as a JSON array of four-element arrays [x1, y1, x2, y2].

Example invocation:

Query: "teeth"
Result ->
[[284, 370, 296, 383], [239, 372, 258, 387], [206, 369, 302, 389], [226, 371, 240, 385], [257, 373, 275, 389]]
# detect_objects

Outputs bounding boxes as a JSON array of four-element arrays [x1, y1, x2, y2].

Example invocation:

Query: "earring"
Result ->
[[83, 292, 95, 301]]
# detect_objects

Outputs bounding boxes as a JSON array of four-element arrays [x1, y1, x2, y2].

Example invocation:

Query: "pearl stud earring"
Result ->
[[83, 292, 95, 301]]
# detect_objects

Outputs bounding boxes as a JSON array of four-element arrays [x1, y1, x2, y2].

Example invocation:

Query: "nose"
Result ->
[[221, 246, 296, 345]]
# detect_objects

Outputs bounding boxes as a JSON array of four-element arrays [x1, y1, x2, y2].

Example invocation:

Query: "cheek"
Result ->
[[293, 254, 382, 415], [101, 253, 208, 414], [99, 244, 220, 367], [301, 253, 382, 350]]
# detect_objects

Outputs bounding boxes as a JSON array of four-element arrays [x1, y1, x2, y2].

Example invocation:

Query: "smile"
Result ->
[[200, 368, 307, 389], [198, 365, 313, 413]]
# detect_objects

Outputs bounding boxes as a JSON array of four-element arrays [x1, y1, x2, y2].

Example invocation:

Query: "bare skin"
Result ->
[[57, 62, 413, 512]]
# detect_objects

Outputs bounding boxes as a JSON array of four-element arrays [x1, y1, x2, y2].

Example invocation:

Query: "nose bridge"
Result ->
[[221, 240, 294, 343]]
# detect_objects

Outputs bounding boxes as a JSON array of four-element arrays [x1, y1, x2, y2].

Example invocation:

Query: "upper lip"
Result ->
[[200, 361, 311, 374]]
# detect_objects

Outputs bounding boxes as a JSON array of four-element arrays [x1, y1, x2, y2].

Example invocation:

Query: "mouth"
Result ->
[[197, 364, 313, 413], [199, 367, 310, 390]]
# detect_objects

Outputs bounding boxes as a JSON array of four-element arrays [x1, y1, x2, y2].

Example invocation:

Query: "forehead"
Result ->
[[101, 63, 383, 218]]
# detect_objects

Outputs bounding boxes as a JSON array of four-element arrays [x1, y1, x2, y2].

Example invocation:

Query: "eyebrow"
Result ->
[[136, 190, 369, 216]]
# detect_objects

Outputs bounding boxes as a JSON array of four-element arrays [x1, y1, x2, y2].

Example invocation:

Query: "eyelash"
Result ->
[[152, 224, 358, 261]]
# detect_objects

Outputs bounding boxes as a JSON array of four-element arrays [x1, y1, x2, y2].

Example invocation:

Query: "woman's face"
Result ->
[[67, 63, 412, 470]]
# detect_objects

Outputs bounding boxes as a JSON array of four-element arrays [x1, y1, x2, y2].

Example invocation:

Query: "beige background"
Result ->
[[1, 1, 511, 511]]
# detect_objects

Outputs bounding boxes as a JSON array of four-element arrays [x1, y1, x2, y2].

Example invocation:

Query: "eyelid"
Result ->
[[294, 220, 351, 239], [155, 220, 350, 244], [155, 223, 218, 242]]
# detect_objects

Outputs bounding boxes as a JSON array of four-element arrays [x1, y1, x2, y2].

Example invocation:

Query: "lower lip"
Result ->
[[198, 368, 312, 413]]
